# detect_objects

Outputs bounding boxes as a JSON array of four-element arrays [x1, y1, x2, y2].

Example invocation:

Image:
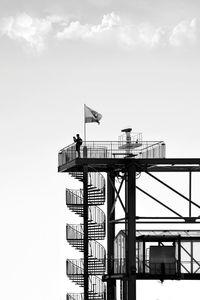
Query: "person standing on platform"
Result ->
[[73, 134, 82, 158]]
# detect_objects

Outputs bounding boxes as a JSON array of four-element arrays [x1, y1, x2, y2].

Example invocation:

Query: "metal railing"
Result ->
[[66, 189, 83, 205], [107, 258, 127, 274], [58, 141, 166, 166], [110, 259, 200, 275], [66, 224, 106, 260], [67, 259, 84, 275], [180, 261, 200, 274], [149, 262, 177, 275], [66, 189, 106, 224], [67, 259, 105, 275], [88, 172, 105, 193], [106, 259, 180, 275], [66, 294, 84, 300], [66, 262, 105, 298], [88, 206, 105, 227], [105, 258, 200, 275], [69, 171, 105, 193], [67, 292, 104, 300], [89, 275, 105, 296]]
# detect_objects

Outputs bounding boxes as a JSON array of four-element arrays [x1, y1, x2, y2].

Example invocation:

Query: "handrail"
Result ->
[[105, 258, 200, 275], [66, 259, 83, 275], [69, 171, 105, 192], [66, 224, 83, 239], [58, 140, 166, 166], [66, 190, 105, 223], [60, 141, 165, 151], [66, 224, 106, 260], [66, 294, 84, 300], [66, 259, 105, 294], [88, 206, 105, 225], [66, 189, 83, 205], [89, 275, 105, 295]]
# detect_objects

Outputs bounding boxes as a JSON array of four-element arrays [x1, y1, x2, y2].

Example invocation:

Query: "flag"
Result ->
[[84, 105, 102, 124]]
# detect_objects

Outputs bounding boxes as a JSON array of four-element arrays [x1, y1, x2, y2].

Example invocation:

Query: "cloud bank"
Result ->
[[0, 13, 52, 53], [1, 12, 200, 53]]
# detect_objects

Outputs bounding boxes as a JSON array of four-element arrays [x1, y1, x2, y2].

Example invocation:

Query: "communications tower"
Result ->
[[58, 128, 200, 300]]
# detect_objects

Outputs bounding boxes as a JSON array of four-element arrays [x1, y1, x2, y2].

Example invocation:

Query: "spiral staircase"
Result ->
[[66, 171, 106, 300]]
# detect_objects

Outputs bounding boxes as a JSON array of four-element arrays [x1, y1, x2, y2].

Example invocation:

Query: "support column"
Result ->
[[83, 166, 89, 300], [191, 241, 193, 274], [123, 279, 128, 300], [189, 171, 192, 217], [125, 164, 136, 300], [107, 172, 116, 300], [177, 236, 181, 278]]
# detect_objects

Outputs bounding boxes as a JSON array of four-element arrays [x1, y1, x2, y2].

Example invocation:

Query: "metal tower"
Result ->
[[58, 129, 200, 300]]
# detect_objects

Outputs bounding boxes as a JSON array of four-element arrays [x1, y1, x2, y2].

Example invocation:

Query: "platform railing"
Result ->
[[181, 260, 200, 274], [105, 259, 180, 275], [106, 258, 200, 275], [149, 262, 177, 275], [107, 258, 127, 274], [58, 141, 166, 166]]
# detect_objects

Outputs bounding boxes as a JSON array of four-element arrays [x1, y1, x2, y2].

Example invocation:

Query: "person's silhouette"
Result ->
[[73, 134, 82, 158]]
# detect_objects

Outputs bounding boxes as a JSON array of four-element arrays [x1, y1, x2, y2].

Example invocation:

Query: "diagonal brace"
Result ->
[[108, 175, 126, 218], [180, 262, 190, 273], [136, 186, 183, 217], [181, 245, 200, 270], [146, 172, 200, 210]]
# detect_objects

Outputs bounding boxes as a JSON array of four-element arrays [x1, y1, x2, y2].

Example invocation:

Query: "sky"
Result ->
[[1, 0, 200, 300]]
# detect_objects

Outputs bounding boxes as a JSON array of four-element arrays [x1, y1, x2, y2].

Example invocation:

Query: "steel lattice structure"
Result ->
[[58, 137, 200, 300]]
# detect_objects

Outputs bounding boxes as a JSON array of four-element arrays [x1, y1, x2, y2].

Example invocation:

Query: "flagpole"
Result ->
[[83, 104, 87, 158], [84, 104, 86, 144]]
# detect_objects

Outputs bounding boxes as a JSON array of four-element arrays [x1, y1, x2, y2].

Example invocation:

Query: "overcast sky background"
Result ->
[[1, 0, 200, 300]]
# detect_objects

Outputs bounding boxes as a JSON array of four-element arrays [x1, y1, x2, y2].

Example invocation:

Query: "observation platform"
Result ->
[[58, 140, 200, 173]]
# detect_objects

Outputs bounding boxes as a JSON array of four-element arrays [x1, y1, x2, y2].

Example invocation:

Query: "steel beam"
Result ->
[[189, 172, 192, 217], [125, 164, 137, 300], [107, 172, 116, 300], [83, 166, 89, 300]]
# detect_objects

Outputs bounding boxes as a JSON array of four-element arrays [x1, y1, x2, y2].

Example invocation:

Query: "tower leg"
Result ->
[[125, 165, 136, 300], [123, 279, 128, 300], [83, 166, 89, 300], [107, 172, 116, 300]]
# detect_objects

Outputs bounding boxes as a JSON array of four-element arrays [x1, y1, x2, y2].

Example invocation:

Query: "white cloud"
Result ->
[[151, 27, 170, 47], [56, 12, 120, 40], [0, 13, 53, 53], [0, 12, 200, 53], [169, 18, 200, 47], [56, 21, 92, 40], [56, 13, 200, 49]]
